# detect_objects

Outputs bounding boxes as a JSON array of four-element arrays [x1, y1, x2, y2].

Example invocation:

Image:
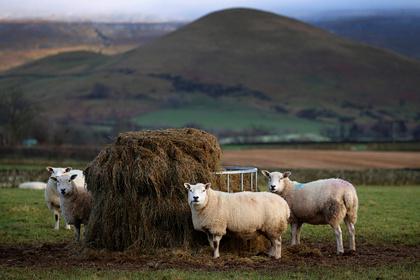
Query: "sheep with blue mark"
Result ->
[[262, 170, 358, 255]]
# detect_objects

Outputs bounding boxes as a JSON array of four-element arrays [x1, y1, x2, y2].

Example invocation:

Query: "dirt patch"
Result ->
[[222, 149, 420, 170], [1, 242, 419, 271]]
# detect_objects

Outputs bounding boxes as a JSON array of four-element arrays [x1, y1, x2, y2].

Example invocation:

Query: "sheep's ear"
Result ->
[[69, 174, 78, 181], [64, 167, 72, 173], [283, 171, 291, 178], [184, 183, 191, 190], [46, 166, 54, 173], [50, 176, 58, 182], [204, 183, 211, 190], [261, 170, 270, 177]]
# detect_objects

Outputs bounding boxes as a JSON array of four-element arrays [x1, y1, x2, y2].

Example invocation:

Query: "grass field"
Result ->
[[1, 264, 418, 280], [133, 104, 327, 133], [0, 186, 419, 279]]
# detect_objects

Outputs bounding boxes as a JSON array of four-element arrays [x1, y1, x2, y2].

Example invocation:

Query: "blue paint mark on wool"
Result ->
[[294, 183, 305, 190]]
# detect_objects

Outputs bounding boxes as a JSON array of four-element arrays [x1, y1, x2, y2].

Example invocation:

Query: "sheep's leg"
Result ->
[[295, 223, 302, 245], [74, 222, 81, 242], [269, 236, 282, 259], [212, 234, 223, 258], [291, 223, 302, 245], [53, 209, 60, 230], [267, 238, 275, 256], [345, 218, 356, 252], [206, 232, 214, 249], [331, 224, 344, 255], [65, 223, 71, 230]]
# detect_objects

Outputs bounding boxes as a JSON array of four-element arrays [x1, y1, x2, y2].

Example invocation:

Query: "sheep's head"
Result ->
[[184, 183, 211, 208], [46, 166, 72, 182], [261, 170, 291, 194], [50, 174, 78, 196]]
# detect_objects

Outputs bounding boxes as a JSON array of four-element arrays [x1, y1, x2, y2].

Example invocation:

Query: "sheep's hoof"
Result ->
[[65, 225, 71, 230], [344, 250, 356, 256], [336, 251, 344, 256], [256, 252, 269, 257], [269, 250, 281, 259]]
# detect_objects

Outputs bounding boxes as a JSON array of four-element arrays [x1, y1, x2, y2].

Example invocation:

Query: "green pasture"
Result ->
[[1, 264, 419, 280], [133, 104, 328, 133], [0, 186, 419, 279], [1, 186, 419, 245]]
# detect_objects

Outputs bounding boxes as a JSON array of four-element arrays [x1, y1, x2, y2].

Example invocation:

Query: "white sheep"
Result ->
[[262, 170, 358, 255], [184, 182, 290, 259], [45, 166, 85, 230], [52, 173, 93, 242], [19, 181, 47, 190]]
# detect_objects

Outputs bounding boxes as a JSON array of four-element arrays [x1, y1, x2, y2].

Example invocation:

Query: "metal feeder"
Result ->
[[214, 166, 258, 192]]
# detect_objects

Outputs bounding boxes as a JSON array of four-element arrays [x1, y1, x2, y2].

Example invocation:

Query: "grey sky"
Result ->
[[1, 0, 419, 21]]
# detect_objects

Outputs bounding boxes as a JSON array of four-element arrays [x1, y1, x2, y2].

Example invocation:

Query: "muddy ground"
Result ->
[[1, 242, 419, 271]]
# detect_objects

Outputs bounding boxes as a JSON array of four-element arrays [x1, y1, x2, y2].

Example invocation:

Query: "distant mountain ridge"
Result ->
[[310, 11, 420, 60], [0, 20, 183, 49], [0, 20, 182, 71]]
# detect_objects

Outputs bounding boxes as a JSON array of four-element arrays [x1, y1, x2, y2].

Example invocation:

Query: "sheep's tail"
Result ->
[[343, 185, 358, 225]]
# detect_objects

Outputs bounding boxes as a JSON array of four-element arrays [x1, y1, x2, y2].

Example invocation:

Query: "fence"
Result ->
[[1, 166, 419, 188]]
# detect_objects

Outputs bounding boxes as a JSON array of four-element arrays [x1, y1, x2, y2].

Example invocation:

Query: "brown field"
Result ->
[[222, 149, 420, 170]]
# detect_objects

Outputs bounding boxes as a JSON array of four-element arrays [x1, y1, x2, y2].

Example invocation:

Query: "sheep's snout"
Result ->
[[270, 185, 276, 191], [193, 196, 199, 201], [60, 189, 66, 195]]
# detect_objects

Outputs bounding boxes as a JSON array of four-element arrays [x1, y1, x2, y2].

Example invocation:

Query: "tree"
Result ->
[[0, 87, 38, 145]]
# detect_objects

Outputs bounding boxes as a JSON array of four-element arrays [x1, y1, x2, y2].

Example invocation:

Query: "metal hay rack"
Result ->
[[214, 166, 259, 192]]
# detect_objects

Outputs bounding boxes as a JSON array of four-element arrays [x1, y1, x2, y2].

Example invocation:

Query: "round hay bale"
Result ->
[[84, 128, 224, 251]]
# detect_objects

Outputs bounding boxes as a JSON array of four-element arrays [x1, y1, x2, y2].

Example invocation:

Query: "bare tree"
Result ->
[[0, 87, 38, 145]]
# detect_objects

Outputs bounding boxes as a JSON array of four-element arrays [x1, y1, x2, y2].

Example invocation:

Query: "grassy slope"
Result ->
[[112, 8, 420, 107], [133, 104, 327, 132], [1, 8, 420, 132]]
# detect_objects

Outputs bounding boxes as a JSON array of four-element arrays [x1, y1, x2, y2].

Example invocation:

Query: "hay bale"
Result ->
[[84, 128, 223, 251]]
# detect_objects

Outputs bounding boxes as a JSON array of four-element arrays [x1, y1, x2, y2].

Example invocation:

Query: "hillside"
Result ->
[[311, 12, 420, 60], [1, 8, 420, 143], [0, 21, 181, 71]]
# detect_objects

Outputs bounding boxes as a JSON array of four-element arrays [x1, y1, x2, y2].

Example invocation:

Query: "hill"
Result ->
[[1, 8, 420, 143], [311, 11, 420, 60], [0, 21, 181, 71]]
